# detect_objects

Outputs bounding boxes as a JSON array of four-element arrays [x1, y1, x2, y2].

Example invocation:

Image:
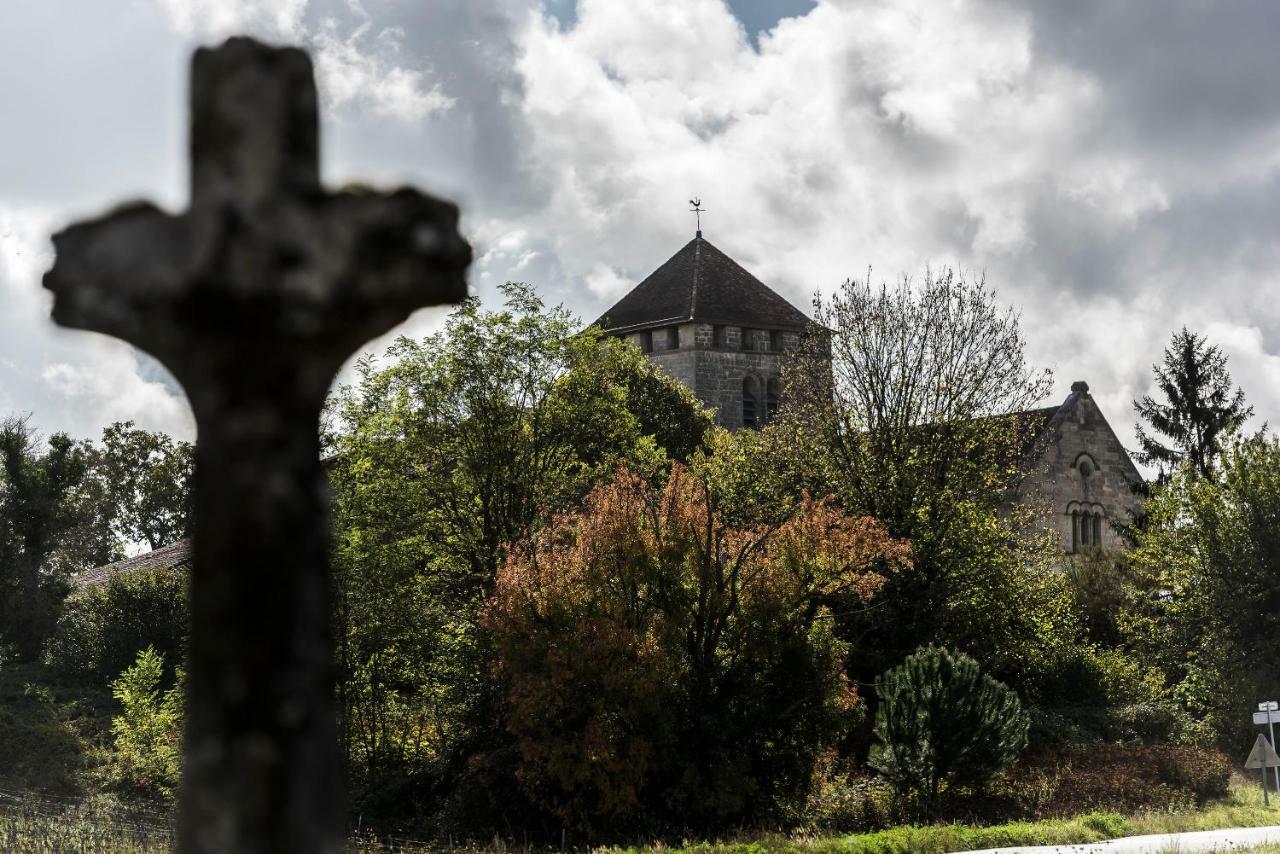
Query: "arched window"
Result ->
[[1069, 503, 1106, 553], [742, 377, 759, 429], [765, 377, 781, 423], [1075, 453, 1099, 478]]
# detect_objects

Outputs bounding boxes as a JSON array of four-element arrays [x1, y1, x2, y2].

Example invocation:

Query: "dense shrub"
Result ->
[[486, 465, 908, 835], [1025, 645, 1205, 749], [976, 745, 1232, 821], [102, 647, 182, 799], [1043, 745, 1229, 815], [801, 753, 896, 832], [871, 646, 1029, 815], [45, 567, 188, 684]]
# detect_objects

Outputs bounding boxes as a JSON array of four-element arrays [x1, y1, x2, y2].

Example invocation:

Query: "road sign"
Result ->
[[1246, 734, 1280, 769], [1256, 703, 1280, 792]]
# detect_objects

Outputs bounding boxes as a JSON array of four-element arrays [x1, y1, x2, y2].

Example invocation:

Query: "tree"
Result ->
[[96, 421, 193, 551], [0, 416, 116, 659], [46, 566, 189, 683], [782, 269, 1071, 692], [486, 465, 908, 833], [1124, 432, 1280, 746], [106, 646, 184, 799], [870, 646, 1028, 816], [1134, 328, 1252, 481], [326, 282, 714, 823]]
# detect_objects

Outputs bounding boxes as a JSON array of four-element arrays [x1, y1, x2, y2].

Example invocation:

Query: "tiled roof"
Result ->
[[595, 234, 811, 333], [72, 539, 192, 591], [1011, 405, 1062, 457]]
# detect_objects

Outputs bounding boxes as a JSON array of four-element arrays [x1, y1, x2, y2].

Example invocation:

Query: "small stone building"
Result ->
[[1008, 380, 1145, 555], [594, 231, 811, 429]]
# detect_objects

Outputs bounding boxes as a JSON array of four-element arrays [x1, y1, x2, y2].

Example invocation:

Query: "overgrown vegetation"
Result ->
[[0, 276, 1273, 846]]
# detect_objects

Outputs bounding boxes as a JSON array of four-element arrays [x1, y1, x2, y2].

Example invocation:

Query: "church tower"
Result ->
[[595, 232, 811, 429]]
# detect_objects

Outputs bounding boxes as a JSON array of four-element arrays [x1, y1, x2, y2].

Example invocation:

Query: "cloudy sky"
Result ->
[[3, 0, 1279, 450]]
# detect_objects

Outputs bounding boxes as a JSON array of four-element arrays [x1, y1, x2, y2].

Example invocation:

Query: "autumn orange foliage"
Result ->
[[485, 465, 909, 833]]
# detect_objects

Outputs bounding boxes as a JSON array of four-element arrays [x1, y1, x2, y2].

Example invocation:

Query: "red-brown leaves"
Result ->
[[485, 465, 910, 832]]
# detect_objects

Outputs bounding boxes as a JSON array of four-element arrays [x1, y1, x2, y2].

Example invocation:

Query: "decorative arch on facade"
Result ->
[[1066, 500, 1106, 553], [765, 377, 781, 423], [1074, 452, 1100, 478], [742, 375, 760, 429]]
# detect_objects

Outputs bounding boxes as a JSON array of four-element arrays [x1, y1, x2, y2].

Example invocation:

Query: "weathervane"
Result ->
[[690, 198, 705, 237]]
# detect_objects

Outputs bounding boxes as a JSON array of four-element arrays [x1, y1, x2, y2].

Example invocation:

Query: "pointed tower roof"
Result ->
[[595, 234, 811, 333]]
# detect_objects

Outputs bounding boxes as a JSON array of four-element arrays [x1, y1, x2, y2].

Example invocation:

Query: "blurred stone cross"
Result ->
[[43, 37, 470, 853]]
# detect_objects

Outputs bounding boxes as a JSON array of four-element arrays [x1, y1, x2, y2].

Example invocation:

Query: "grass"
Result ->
[[0, 800, 171, 853], [606, 780, 1280, 853], [0, 782, 1276, 854]]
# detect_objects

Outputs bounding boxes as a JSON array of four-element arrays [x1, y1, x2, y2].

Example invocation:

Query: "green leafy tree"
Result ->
[[106, 646, 183, 799], [96, 422, 193, 550], [46, 566, 189, 683], [870, 646, 1028, 815], [782, 269, 1072, 692], [1134, 328, 1253, 481], [0, 416, 117, 659], [486, 465, 907, 833], [1124, 432, 1280, 746], [326, 282, 713, 823]]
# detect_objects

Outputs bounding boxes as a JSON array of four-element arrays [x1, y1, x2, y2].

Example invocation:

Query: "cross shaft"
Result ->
[[43, 37, 470, 853]]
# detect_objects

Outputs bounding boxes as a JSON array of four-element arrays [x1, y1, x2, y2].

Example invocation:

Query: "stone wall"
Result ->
[[626, 322, 801, 429], [1013, 384, 1144, 555]]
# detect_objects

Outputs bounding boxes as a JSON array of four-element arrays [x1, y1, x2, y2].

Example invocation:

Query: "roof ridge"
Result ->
[[689, 235, 701, 320], [593, 234, 810, 332]]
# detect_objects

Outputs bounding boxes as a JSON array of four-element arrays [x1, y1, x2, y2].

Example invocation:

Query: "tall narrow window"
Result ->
[[743, 329, 756, 351], [770, 330, 782, 352], [713, 325, 725, 348], [742, 377, 759, 428], [765, 377, 780, 423], [1092, 513, 1102, 547], [1071, 510, 1081, 552], [640, 330, 653, 353], [669, 326, 681, 349]]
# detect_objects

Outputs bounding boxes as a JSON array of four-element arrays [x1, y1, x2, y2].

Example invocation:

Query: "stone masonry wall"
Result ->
[[1013, 385, 1144, 554], [637, 323, 800, 429]]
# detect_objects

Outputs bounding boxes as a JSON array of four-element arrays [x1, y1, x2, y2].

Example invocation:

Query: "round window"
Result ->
[[1079, 460, 1093, 477]]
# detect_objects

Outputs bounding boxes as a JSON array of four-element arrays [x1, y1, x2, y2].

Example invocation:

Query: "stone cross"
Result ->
[[43, 38, 470, 853]]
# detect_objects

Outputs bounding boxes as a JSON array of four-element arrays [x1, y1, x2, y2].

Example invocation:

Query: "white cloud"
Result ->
[[152, 0, 453, 122], [5, 0, 1280, 453], [584, 264, 631, 300], [312, 17, 455, 121], [153, 0, 308, 40], [0, 205, 194, 441]]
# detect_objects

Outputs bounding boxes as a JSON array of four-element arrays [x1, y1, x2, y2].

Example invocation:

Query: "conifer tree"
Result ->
[[1134, 328, 1252, 481], [871, 646, 1028, 815]]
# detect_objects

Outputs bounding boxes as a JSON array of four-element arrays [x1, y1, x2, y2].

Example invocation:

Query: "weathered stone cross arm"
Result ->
[[43, 37, 470, 853]]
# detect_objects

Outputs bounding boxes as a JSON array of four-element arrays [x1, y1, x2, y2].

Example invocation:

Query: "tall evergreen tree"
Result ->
[[1134, 328, 1252, 481]]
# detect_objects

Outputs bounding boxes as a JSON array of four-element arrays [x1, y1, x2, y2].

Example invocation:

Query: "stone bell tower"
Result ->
[[595, 231, 811, 429]]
